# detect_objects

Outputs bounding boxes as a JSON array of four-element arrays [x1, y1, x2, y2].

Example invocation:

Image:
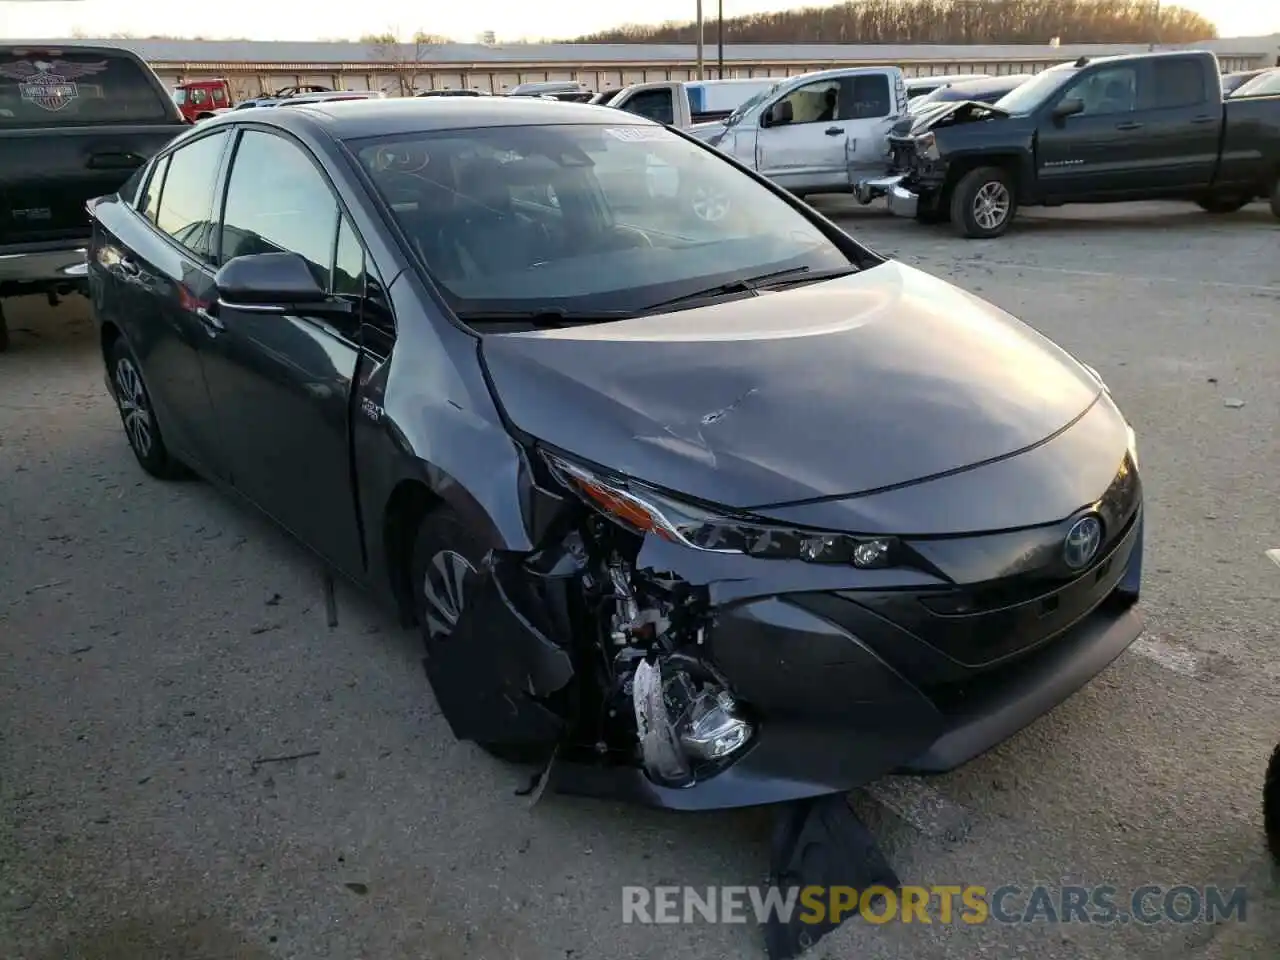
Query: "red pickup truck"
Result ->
[[171, 77, 233, 122]]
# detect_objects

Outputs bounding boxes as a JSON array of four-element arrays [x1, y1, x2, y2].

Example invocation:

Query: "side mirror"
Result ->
[[214, 252, 349, 316], [1052, 97, 1084, 121]]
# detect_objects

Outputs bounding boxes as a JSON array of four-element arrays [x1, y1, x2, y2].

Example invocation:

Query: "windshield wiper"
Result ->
[[643, 265, 859, 313], [454, 307, 637, 327]]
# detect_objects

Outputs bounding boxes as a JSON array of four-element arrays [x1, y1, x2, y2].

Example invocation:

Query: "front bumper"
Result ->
[[549, 508, 1144, 811], [0, 241, 89, 289], [886, 181, 920, 219]]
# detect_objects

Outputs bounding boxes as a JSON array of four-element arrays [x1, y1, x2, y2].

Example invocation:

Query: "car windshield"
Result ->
[[992, 65, 1075, 114], [724, 83, 779, 126], [1230, 69, 1280, 98], [352, 122, 855, 319]]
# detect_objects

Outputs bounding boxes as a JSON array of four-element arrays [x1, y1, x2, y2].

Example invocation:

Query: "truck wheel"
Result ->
[[410, 504, 555, 766], [1196, 195, 1248, 214], [108, 338, 186, 479], [0, 303, 9, 353], [951, 167, 1016, 238], [1270, 174, 1280, 220]]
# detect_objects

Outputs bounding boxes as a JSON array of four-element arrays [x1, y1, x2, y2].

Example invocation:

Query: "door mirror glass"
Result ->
[[214, 252, 329, 307], [1052, 97, 1085, 121]]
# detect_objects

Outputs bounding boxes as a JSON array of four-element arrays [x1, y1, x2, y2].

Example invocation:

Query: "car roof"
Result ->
[[214, 96, 662, 140]]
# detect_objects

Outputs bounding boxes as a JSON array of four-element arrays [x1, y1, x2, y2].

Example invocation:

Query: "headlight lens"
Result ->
[[914, 132, 940, 161], [542, 450, 900, 569], [1125, 422, 1138, 470]]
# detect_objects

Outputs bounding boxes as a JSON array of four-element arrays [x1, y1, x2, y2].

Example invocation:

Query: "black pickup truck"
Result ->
[[0, 44, 188, 349], [861, 50, 1280, 238]]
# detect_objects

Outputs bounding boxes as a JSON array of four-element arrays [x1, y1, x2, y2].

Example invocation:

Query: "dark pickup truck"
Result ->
[[0, 44, 188, 349], [859, 50, 1280, 238]]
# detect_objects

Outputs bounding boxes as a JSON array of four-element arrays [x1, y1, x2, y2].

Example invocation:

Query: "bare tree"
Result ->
[[569, 0, 1217, 45], [362, 29, 448, 96]]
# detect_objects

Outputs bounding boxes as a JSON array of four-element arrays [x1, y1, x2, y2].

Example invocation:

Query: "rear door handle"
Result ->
[[1114, 121, 1143, 131], [825, 126, 845, 136], [1190, 115, 1216, 124], [195, 306, 224, 333]]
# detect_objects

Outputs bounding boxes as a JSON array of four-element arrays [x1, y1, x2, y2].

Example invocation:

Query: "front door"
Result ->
[[197, 128, 366, 578], [1035, 61, 1147, 200]]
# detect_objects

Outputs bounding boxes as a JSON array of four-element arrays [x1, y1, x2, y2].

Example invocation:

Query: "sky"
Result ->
[[0, 0, 1277, 44]]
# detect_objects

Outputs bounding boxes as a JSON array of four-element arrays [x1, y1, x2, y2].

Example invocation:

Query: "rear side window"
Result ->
[[844, 74, 892, 119], [154, 131, 228, 264], [0, 51, 173, 126], [621, 89, 675, 125], [1152, 59, 1206, 108]]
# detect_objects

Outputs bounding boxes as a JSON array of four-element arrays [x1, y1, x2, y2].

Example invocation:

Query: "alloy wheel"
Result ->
[[972, 182, 1010, 231], [422, 549, 478, 640], [114, 357, 154, 459]]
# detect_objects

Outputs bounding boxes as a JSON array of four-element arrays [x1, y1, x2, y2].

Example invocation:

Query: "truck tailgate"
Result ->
[[0, 125, 184, 246]]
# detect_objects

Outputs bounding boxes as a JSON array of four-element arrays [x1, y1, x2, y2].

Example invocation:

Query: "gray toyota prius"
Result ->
[[86, 97, 1144, 811]]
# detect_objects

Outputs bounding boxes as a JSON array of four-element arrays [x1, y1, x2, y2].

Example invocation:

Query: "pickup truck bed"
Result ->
[[1, 44, 188, 349], [864, 50, 1280, 238]]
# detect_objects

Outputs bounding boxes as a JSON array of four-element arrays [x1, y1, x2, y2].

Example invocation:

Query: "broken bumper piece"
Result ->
[[544, 600, 1142, 810]]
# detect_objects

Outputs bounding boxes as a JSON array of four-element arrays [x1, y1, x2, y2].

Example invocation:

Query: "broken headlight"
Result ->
[[542, 450, 901, 569]]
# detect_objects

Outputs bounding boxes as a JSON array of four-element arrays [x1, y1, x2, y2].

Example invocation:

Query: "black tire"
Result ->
[[107, 338, 186, 479], [409, 504, 555, 765], [1265, 743, 1280, 864], [1196, 195, 1248, 214], [950, 166, 1017, 238], [1270, 174, 1280, 220], [0, 308, 9, 353]]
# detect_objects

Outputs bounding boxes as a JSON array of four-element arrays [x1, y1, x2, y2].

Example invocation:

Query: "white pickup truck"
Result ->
[[685, 66, 909, 198], [598, 78, 778, 128]]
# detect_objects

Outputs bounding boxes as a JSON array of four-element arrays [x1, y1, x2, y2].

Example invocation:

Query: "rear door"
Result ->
[[1136, 55, 1220, 190], [0, 48, 187, 250]]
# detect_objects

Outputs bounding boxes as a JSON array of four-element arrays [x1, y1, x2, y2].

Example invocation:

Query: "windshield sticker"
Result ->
[[603, 126, 670, 142], [0, 58, 109, 112]]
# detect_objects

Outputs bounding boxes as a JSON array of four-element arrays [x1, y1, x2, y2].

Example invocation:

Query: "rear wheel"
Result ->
[[409, 505, 555, 765], [1196, 194, 1248, 214], [0, 302, 9, 353], [951, 166, 1016, 238], [108, 338, 186, 479], [1270, 173, 1280, 220]]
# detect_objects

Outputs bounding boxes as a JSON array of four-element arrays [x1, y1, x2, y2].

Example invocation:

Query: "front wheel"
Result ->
[[1270, 173, 1280, 220], [951, 167, 1016, 238], [1265, 743, 1280, 863], [409, 505, 555, 765]]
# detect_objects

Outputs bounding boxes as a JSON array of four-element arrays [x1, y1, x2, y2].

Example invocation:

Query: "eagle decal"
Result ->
[[0, 58, 110, 112]]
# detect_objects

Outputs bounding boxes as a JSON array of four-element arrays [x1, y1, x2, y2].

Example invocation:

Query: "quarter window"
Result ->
[[154, 131, 228, 264], [136, 154, 169, 222], [621, 89, 675, 125], [219, 130, 339, 290], [844, 74, 892, 120]]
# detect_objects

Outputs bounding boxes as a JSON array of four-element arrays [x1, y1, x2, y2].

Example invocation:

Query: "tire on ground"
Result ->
[[950, 166, 1017, 239]]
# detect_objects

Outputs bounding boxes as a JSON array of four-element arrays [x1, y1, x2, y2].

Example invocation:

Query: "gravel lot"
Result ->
[[3, 200, 1279, 960]]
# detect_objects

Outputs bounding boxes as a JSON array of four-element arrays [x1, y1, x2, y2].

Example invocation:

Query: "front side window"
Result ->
[[1062, 65, 1139, 116], [352, 122, 854, 321], [219, 130, 339, 290], [154, 131, 229, 264], [1231, 70, 1280, 98], [773, 79, 842, 125]]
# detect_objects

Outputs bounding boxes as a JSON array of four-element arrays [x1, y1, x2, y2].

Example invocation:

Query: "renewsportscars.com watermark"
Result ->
[[622, 884, 1249, 926]]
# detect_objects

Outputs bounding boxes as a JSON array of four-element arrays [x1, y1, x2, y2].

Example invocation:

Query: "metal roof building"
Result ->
[[7, 34, 1276, 96]]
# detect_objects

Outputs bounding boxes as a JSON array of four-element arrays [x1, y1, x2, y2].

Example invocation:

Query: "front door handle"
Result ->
[[87, 151, 145, 170], [1114, 121, 1143, 131], [195, 306, 224, 333], [1190, 115, 1216, 124], [825, 126, 845, 136]]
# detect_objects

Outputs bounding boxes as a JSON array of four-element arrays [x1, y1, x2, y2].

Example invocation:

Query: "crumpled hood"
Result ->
[[479, 262, 1102, 511], [900, 99, 1009, 136]]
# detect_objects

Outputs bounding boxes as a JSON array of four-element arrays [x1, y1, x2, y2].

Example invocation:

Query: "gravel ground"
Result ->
[[2, 200, 1279, 960]]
